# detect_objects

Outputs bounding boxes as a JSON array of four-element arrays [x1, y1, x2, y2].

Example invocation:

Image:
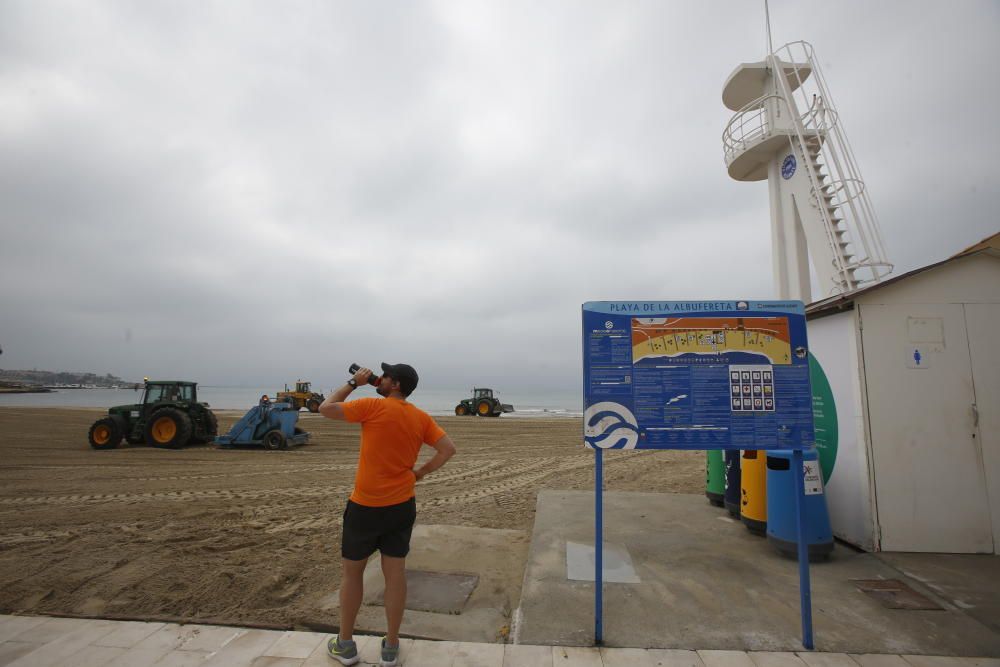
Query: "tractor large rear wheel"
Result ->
[[455, 404, 468, 416], [145, 408, 193, 449], [204, 409, 218, 438], [476, 400, 492, 417], [192, 409, 219, 444], [89, 417, 123, 450]]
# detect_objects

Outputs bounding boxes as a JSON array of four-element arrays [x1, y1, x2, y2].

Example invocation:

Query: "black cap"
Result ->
[[380, 362, 419, 396]]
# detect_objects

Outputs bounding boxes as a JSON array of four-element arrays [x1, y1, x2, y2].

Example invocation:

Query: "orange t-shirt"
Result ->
[[341, 396, 446, 507]]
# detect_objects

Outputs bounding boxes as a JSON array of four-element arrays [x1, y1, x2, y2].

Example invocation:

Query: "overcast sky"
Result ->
[[1, 1, 997, 392]]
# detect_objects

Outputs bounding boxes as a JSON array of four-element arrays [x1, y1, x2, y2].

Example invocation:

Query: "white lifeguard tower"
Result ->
[[722, 41, 892, 300]]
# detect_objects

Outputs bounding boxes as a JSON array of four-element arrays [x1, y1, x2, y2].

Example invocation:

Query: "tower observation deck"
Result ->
[[722, 41, 892, 300]]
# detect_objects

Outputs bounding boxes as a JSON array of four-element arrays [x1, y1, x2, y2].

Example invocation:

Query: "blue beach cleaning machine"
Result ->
[[215, 397, 310, 450]]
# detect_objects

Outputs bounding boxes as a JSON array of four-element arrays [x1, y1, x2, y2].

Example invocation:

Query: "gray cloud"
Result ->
[[1, 0, 997, 393]]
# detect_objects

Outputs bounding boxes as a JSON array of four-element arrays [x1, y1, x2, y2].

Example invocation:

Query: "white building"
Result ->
[[807, 233, 1000, 553]]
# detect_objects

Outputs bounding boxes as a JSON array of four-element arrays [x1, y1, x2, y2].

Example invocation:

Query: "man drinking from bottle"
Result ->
[[319, 363, 456, 666]]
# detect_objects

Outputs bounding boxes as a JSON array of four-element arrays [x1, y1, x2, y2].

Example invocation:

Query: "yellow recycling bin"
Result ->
[[740, 450, 767, 536]]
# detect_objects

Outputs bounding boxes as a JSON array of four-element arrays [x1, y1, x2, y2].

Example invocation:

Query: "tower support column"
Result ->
[[768, 155, 812, 301]]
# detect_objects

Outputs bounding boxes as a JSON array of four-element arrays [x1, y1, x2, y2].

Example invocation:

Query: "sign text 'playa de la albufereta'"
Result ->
[[582, 300, 813, 451]]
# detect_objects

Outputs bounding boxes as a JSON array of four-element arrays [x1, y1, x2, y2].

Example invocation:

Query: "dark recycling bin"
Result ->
[[705, 450, 725, 507], [765, 448, 833, 561], [724, 449, 741, 518]]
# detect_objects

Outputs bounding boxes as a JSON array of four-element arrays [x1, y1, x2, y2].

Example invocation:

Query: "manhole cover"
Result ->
[[371, 570, 479, 615], [852, 578, 944, 610]]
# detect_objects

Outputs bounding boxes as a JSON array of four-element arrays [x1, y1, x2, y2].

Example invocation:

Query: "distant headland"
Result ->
[[0, 369, 138, 393]]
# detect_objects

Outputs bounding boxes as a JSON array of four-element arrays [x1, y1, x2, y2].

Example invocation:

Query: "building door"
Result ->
[[964, 303, 1000, 554], [860, 303, 992, 552]]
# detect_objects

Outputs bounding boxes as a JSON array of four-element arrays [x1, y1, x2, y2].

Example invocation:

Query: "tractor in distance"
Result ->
[[454, 388, 514, 417], [276, 380, 325, 413], [87, 380, 218, 449]]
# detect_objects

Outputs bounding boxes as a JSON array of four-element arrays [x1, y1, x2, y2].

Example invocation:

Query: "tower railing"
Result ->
[[721, 41, 893, 295], [723, 94, 841, 167], [771, 40, 893, 293], [722, 94, 783, 164]]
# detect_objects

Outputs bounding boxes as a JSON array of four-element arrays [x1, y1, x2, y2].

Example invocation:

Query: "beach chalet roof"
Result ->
[[806, 230, 1000, 319]]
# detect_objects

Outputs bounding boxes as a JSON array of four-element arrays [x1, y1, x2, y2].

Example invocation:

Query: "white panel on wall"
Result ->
[[808, 311, 876, 550]]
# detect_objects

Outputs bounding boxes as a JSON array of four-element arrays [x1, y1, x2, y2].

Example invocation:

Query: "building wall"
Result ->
[[808, 251, 1000, 553], [855, 253, 1000, 553], [807, 310, 877, 550], [858, 301, 992, 552]]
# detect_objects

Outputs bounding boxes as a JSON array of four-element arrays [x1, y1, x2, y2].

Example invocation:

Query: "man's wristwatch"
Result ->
[[347, 378, 358, 388]]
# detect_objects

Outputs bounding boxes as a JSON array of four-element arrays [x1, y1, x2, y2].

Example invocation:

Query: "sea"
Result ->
[[0, 386, 583, 419]]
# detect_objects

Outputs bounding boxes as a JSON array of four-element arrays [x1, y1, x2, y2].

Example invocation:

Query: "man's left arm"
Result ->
[[413, 434, 456, 481]]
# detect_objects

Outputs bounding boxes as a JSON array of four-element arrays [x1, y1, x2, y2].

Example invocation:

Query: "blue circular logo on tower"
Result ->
[[781, 154, 796, 179]]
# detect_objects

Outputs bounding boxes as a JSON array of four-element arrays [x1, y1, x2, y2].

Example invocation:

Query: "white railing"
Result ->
[[799, 103, 839, 135], [721, 41, 893, 293], [771, 40, 892, 292], [722, 93, 840, 168], [722, 94, 783, 164]]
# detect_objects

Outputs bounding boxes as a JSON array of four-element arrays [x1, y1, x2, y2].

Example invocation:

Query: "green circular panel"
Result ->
[[808, 353, 838, 483]]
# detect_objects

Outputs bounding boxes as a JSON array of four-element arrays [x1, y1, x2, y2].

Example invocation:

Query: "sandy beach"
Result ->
[[0, 407, 703, 634]]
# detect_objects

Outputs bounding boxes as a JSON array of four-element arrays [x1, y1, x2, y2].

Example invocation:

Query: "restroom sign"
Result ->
[[906, 347, 931, 369]]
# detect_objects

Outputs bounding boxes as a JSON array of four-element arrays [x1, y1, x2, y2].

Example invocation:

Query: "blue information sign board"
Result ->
[[582, 300, 813, 451], [583, 300, 817, 650]]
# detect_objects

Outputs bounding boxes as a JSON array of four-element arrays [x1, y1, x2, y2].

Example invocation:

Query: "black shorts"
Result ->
[[341, 497, 416, 560]]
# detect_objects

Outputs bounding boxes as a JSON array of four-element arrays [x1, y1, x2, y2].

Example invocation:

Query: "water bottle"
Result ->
[[348, 363, 380, 386]]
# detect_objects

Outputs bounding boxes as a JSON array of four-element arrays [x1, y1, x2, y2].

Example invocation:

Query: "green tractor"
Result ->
[[454, 388, 514, 417], [87, 380, 218, 450]]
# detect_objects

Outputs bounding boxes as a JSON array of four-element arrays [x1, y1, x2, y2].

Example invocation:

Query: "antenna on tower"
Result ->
[[764, 0, 775, 56]]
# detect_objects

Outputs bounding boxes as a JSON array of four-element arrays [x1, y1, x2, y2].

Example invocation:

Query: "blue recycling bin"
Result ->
[[765, 448, 834, 561]]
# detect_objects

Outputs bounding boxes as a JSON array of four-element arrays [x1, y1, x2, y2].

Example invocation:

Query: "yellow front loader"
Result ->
[[276, 380, 325, 413]]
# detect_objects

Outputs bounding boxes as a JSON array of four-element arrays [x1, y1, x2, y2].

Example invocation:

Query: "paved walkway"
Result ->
[[1, 615, 998, 667]]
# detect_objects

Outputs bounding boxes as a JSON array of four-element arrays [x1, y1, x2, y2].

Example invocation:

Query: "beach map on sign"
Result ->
[[631, 316, 792, 366], [582, 301, 814, 451]]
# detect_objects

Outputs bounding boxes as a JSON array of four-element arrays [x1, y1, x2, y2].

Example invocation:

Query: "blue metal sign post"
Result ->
[[582, 300, 815, 649], [793, 447, 814, 649]]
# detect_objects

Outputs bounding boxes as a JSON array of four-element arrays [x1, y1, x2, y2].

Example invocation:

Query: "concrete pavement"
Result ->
[[2, 614, 999, 667], [515, 492, 1000, 655]]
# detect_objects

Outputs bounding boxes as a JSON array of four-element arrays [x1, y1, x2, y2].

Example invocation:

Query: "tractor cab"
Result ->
[[295, 381, 312, 393], [473, 388, 495, 401], [142, 381, 197, 412]]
